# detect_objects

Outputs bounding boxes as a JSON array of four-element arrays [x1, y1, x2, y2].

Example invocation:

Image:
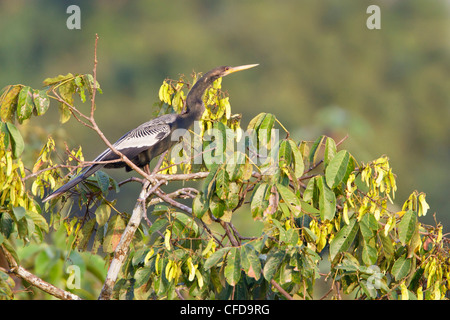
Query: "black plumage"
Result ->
[[43, 64, 258, 202]]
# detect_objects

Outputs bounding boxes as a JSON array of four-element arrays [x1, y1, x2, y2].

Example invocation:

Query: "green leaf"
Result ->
[[43, 73, 74, 86], [5, 122, 24, 158], [398, 210, 417, 245], [325, 150, 351, 189], [32, 89, 50, 116], [58, 102, 71, 124], [0, 85, 21, 122], [103, 214, 126, 253], [391, 255, 412, 281], [286, 228, 299, 246], [317, 176, 336, 220], [258, 113, 276, 148], [215, 168, 229, 200], [192, 193, 208, 219], [95, 171, 111, 194], [202, 164, 219, 200], [309, 135, 325, 166], [278, 139, 292, 168], [302, 227, 318, 243], [247, 112, 267, 131], [288, 139, 304, 178], [58, 81, 75, 123], [16, 86, 34, 123], [359, 213, 377, 240], [74, 76, 87, 103], [303, 176, 319, 204], [204, 247, 230, 270], [210, 198, 226, 220], [225, 182, 240, 210], [148, 218, 167, 235], [0, 122, 9, 149], [134, 267, 152, 288], [362, 241, 377, 266], [76, 218, 96, 251], [12, 207, 26, 221], [226, 151, 245, 181], [329, 217, 359, 261], [84, 74, 102, 94], [378, 232, 394, 261], [172, 212, 199, 236], [95, 203, 111, 227], [276, 183, 301, 217], [250, 183, 269, 219], [300, 200, 320, 215], [241, 245, 262, 280], [324, 137, 337, 167], [25, 210, 49, 233], [263, 250, 285, 281], [224, 247, 241, 286], [0, 213, 14, 239]]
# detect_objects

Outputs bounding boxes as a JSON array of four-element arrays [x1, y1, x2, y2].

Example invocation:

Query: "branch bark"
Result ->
[[98, 179, 165, 300], [0, 245, 81, 300], [270, 279, 294, 300]]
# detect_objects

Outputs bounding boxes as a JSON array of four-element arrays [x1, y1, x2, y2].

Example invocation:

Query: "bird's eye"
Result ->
[[225, 67, 230, 71]]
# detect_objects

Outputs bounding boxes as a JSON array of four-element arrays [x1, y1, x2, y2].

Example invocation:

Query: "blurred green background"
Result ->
[[1, 0, 449, 231]]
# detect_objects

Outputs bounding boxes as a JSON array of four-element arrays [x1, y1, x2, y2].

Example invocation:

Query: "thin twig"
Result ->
[[219, 221, 240, 246], [270, 279, 294, 300], [154, 189, 192, 214], [152, 150, 169, 174]]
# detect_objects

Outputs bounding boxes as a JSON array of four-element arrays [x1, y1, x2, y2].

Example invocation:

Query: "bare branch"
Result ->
[[270, 279, 294, 300], [0, 245, 81, 300], [90, 34, 99, 119], [98, 179, 165, 300], [154, 189, 192, 214]]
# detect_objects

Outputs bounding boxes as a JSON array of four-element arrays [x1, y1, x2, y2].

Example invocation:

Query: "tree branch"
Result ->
[[98, 179, 165, 300], [270, 279, 294, 300], [0, 245, 81, 300]]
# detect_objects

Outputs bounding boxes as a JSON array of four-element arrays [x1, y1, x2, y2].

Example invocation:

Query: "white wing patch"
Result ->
[[92, 114, 177, 163], [114, 125, 170, 150]]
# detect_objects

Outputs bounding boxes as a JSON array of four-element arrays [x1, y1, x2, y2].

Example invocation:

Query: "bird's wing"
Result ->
[[94, 116, 175, 164], [43, 115, 178, 202]]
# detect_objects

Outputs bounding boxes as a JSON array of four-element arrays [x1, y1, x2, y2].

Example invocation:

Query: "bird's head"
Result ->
[[185, 64, 258, 114], [201, 64, 259, 84]]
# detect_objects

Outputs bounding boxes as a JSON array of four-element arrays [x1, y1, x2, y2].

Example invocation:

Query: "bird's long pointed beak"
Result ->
[[224, 64, 259, 75]]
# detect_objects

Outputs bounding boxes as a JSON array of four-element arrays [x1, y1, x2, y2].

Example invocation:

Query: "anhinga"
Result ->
[[43, 64, 258, 202]]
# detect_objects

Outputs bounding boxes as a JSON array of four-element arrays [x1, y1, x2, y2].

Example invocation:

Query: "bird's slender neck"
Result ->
[[185, 74, 215, 118]]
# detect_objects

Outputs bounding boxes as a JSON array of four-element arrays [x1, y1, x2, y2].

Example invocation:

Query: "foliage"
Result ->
[[0, 67, 448, 300]]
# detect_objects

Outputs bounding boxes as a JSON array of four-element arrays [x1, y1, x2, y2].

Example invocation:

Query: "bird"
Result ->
[[42, 64, 258, 202]]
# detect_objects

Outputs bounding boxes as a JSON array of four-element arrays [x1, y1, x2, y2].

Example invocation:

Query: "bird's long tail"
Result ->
[[42, 164, 104, 202]]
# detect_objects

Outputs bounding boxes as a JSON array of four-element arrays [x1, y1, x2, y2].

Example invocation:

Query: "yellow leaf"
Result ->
[[164, 229, 172, 250], [433, 282, 441, 300], [374, 208, 381, 221], [395, 211, 406, 217], [384, 216, 394, 237], [418, 193, 430, 217], [201, 238, 214, 256], [400, 282, 408, 300], [155, 253, 161, 275], [195, 269, 204, 288], [417, 286, 423, 300], [165, 260, 173, 281], [144, 248, 154, 265], [343, 203, 349, 225], [187, 257, 196, 281], [31, 180, 40, 196]]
